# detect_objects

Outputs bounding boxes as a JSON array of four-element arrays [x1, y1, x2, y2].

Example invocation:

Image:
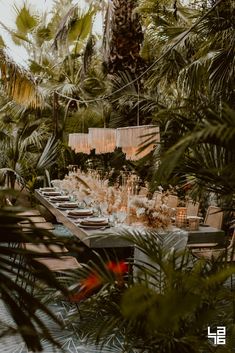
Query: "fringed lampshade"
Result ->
[[88, 128, 116, 154], [68, 133, 90, 154], [116, 125, 160, 160]]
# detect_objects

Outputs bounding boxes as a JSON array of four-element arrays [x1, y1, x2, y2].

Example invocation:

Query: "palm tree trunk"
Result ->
[[106, 0, 145, 76]]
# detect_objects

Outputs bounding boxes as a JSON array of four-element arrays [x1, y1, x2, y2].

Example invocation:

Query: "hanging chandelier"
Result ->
[[88, 128, 116, 154], [116, 125, 160, 160], [68, 133, 90, 154]]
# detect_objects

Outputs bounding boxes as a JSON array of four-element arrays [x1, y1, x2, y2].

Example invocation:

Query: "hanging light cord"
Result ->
[[137, 78, 140, 126], [55, 0, 223, 104]]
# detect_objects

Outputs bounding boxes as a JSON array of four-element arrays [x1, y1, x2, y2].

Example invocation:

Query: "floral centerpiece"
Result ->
[[129, 196, 175, 229]]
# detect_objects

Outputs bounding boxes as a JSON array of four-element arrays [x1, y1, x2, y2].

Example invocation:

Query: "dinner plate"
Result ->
[[57, 207, 73, 210], [50, 196, 70, 202], [42, 191, 61, 196], [77, 223, 109, 229], [80, 219, 108, 227], [67, 209, 93, 216], [79, 217, 109, 227], [68, 214, 89, 219], [40, 187, 56, 192], [57, 202, 78, 208], [57, 204, 78, 210]]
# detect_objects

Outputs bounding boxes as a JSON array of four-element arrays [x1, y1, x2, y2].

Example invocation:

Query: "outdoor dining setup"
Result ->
[[35, 168, 225, 252], [1, 0, 235, 351]]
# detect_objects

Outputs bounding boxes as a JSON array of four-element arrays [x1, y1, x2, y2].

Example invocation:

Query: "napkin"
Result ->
[[56, 202, 78, 208], [67, 209, 93, 216], [80, 217, 108, 226], [50, 196, 70, 202], [42, 191, 61, 196]]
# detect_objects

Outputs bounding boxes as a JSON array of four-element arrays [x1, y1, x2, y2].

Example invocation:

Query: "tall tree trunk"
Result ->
[[105, 0, 145, 76]]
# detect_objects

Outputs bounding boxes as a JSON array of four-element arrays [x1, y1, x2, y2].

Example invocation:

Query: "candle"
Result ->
[[176, 207, 187, 228]]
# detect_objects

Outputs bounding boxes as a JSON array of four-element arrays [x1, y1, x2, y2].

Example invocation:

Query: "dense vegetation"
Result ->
[[0, 0, 234, 206], [0, 0, 235, 352]]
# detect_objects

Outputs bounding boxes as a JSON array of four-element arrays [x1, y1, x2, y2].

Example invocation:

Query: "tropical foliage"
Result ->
[[0, 116, 60, 192], [0, 193, 70, 352], [0, 0, 235, 351], [48, 230, 235, 353]]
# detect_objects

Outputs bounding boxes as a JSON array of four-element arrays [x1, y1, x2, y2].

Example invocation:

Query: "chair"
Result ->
[[21, 222, 55, 232], [9, 211, 48, 253], [166, 195, 178, 208], [17, 243, 80, 292], [36, 256, 81, 271], [138, 187, 148, 196], [152, 191, 162, 205], [17, 209, 41, 217], [22, 243, 69, 256], [187, 206, 223, 250], [204, 206, 223, 229], [186, 200, 199, 217], [192, 230, 235, 261]]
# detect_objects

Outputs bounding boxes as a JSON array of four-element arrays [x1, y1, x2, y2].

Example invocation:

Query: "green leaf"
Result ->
[[0, 35, 5, 48], [68, 10, 94, 42], [14, 3, 38, 34]]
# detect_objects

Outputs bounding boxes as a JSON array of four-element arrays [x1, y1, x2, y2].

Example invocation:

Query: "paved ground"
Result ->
[[0, 223, 125, 353], [0, 300, 124, 353]]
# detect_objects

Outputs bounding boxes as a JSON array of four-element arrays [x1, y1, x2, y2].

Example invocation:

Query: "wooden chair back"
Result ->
[[152, 191, 162, 205], [186, 201, 199, 217], [204, 206, 223, 229], [138, 187, 148, 196], [166, 195, 178, 208]]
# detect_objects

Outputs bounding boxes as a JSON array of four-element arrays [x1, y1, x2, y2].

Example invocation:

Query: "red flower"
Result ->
[[68, 273, 102, 302], [68, 261, 128, 303], [106, 261, 128, 275], [81, 273, 102, 291]]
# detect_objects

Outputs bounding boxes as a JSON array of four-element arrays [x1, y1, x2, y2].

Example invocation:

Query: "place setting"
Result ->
[[39, 187, 56, 192], [41, 190, 62, 197], [55, 202, 79, 210], [76, 217, 110, 230], [49, 195, 71, 202], [66, 209, 94, 219]]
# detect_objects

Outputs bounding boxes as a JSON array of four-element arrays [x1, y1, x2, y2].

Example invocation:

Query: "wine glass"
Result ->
[[115, 210, 127, 224]]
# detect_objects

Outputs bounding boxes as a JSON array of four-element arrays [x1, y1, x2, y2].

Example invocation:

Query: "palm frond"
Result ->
[[155, 103, 235, 182], [0, 49, 42, 108], [36, 136, 61, 172], [13, 3, 38, 34]]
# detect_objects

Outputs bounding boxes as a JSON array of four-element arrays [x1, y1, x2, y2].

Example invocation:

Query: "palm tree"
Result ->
[[154, 103, 235, 208], [0, 49, 41, 109], [0, 117, 60, 191], [103, 0, 145, 76], [0, 1, 97, 137], [137, 0, 235, 105], [120, 0, 235, 202]]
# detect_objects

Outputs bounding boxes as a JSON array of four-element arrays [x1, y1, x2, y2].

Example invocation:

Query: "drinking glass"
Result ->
[[116, 211, 127, 224], [69, 191, 77, 202]]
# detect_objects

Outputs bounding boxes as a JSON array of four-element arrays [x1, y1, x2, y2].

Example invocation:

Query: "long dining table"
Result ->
[[35, 189, 132, 248], [35, 189, 224, 250]]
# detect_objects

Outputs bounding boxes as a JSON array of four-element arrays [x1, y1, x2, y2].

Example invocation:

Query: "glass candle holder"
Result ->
[[187, 216, 200, 231], [176, 207, 187, 228]]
